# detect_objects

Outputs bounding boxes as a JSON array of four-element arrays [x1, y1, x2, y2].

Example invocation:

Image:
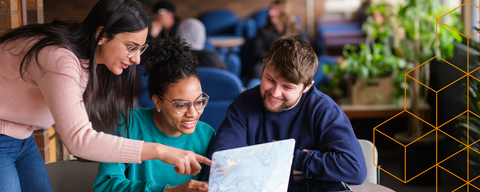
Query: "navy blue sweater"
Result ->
[[207, 86, 367, 184]]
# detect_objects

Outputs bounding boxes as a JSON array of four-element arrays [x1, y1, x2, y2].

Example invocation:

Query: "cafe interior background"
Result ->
[[2, 0, 480, 191]]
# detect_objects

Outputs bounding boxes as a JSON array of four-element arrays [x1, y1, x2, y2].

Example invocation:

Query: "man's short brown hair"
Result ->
[[263, 35, 318, 87]]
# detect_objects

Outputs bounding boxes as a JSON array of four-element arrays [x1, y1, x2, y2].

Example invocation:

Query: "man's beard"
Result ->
[[261, 91, 298, 113]]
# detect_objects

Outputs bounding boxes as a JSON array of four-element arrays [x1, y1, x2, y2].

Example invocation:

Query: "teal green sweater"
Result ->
[[93, 108, 215, 192]]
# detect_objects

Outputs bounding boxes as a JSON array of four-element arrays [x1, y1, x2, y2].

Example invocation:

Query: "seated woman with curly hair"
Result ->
[[93, 36, 214, 192]]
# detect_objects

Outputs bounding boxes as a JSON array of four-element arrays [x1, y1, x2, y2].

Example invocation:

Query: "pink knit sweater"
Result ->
[[0, 38, 143, 163]]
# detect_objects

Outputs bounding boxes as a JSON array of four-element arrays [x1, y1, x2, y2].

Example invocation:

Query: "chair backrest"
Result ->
[[252, 8, 269, 30], [196, 67, 243, 100], [199, 10, 240, 37], [46, 160, 99, 192], [358, 139, 379, 184], [225, 52, 242, 77], [196, 67, 243, 131]]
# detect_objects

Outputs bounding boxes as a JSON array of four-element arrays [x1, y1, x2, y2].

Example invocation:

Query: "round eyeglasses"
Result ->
[[114, 36, 149, 58], [159, 92, 210, 114]]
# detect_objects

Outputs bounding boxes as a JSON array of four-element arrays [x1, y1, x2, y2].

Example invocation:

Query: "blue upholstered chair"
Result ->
[[313, 54, 338, 89], [252, 8, 269, 30], [136, 65, 155, 108], [199, 9, 255, 38], [196, 67, 243, 131], [225, 53, 242, 77], [199, 10, 256, 78]]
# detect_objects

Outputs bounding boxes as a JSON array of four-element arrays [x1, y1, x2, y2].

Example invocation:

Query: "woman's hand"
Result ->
[[164, 180, 208, 192], [141, 142, 211, 176]]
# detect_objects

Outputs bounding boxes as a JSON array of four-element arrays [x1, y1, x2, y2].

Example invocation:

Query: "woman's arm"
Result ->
[[141, 142, 211, 176], [33, 47, 209, 175]]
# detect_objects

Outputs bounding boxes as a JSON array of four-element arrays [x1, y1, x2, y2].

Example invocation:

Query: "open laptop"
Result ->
[[208, 139, 296, 192]]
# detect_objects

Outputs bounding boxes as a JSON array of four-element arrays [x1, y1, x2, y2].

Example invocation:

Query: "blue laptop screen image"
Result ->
[[208, 139, 296, 192]]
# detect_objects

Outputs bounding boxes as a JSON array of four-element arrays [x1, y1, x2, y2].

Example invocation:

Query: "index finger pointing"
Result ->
[[195, 154, 212, 166]]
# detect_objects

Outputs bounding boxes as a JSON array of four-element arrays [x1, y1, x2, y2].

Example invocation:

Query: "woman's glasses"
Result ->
[[159, 92, 210, 114], [114, 36, 149, 58]]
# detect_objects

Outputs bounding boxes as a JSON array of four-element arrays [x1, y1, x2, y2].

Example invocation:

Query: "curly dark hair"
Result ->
[[141, 35, 198, 99]]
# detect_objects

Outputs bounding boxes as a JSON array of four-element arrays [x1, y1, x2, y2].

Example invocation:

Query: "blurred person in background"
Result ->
[[251, 0, 310, 79], [150, 1, 180, 39], [177, 18, 229, 70]]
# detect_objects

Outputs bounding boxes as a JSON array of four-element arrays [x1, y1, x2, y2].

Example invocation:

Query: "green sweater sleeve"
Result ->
[[93, 162, 168, 192]]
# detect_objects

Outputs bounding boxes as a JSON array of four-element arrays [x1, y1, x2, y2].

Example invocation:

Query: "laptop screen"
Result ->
[[208, 139, 296, 192]]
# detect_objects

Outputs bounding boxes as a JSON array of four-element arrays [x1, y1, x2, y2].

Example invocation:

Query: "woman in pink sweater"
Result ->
[[0, 0, 210, 191]]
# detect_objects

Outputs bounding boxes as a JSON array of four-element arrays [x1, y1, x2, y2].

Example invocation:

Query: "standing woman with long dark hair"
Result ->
[[0, 0, 210, 191]]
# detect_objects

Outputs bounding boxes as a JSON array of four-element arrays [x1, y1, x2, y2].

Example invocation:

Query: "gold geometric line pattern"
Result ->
[[437, 111, 467, 129], [373, 1, 480, 191], [438, 56, 468, 74]]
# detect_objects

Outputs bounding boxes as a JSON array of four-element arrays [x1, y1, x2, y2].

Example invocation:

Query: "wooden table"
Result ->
[[208, 36, 245, 48], [337, 98, 431, 122], [350, 182, 395, 192], [288, 176, 395, 192]]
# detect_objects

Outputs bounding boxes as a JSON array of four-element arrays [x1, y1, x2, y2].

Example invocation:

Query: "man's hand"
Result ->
[[164, 180, 208, 192]]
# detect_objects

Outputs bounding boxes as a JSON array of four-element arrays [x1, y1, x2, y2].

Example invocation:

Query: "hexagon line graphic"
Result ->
[[437, 145, 469, 165], [405, 73, 437, 93], [438, 20, 469, 39], [438, 165, 467, 183], [437, 111, 467, 130], [437, 74, 468, 92], [453, 183, 468, 192], [437, 2, 469, 22], [373, 1, 480, 190], [473, 175, 480, 183], [437, 128, 468, 148], [469, 61, 480, 75], [374, 129, 406, 147], [471, 74, 480, 82], [406, 164, 437, 183], [404, 110, 435, 132], [405, 56, 438, 74], [437, 56, 468, 74]]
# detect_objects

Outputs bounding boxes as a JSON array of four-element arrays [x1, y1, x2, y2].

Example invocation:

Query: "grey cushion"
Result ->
[[46, 160, 99, 192], [358, 139, 379, 184]]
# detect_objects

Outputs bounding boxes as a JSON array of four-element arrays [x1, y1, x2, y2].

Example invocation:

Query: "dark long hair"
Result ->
[[141, 36, 198, 99], [0, 0, 150, 134]]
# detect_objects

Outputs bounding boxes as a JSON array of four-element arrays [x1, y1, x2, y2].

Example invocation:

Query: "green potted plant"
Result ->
[[326, 0, 464, 185], [394, 0, 463, 140], [391, 0, 463, 185], [324, 2, 409, 105]]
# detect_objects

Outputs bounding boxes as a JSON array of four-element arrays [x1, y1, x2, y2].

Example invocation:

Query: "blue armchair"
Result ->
[[136, 65, 155, 108], [199, 10, 256, 78], [196, 67, 243, 131], [199, 10, 240, 36]]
